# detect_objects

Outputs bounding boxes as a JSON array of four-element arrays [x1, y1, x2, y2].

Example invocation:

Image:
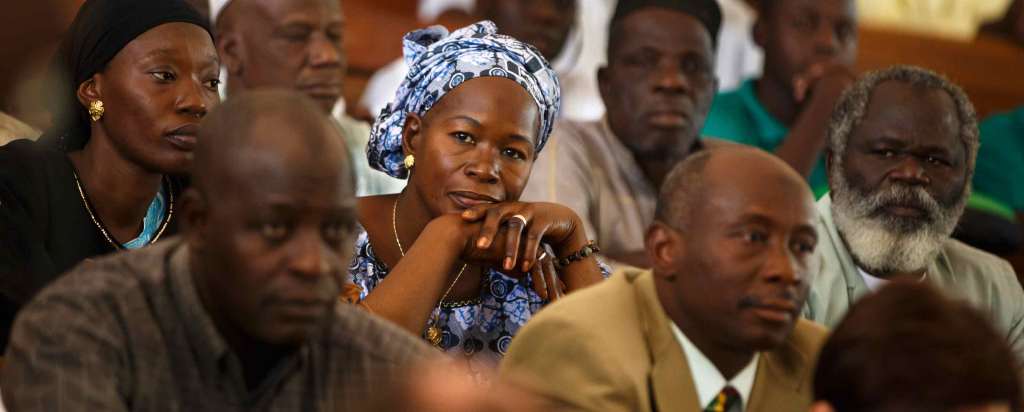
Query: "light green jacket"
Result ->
[[805, 195, 1024, 361]]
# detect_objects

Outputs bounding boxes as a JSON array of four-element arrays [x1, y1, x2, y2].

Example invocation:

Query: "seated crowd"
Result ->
[[0, 0, 1021, 410]]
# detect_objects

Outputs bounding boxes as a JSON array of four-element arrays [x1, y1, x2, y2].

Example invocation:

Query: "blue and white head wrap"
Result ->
[[367, 21, 561, 179]]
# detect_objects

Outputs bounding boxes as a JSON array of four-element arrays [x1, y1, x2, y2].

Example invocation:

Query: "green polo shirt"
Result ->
[[970, 106, 1024, 220], [701, 79, 830, 198]]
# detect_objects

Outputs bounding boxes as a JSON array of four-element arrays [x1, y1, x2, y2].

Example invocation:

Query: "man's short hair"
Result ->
[[607, 0, 722, 56], [826, 65, 980, 176], [654, 149, 714, 230], [813, 281, 1021, 412]]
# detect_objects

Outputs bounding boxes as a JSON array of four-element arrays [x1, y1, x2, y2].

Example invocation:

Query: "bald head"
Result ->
[[656, 146, 813, 230], [193, 89, 351, 198], [213, 0, 345, 113]]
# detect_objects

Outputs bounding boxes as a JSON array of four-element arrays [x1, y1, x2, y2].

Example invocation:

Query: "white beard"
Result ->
[[830, 167, 967, 275], [832, 206, 947, 274]]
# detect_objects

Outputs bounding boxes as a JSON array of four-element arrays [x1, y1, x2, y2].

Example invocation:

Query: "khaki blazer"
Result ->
[[501, 268, 828, 412]]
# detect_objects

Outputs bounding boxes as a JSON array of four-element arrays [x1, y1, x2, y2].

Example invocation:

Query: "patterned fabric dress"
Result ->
[[349, 230, 607, 378]]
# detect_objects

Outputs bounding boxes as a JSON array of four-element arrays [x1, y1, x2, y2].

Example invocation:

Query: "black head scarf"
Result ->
[[42, 0, 212, 151]]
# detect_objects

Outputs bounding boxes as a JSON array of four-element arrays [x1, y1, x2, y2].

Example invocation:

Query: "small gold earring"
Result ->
[[88, 100, 104, 122], [403, 154, 415, 169]]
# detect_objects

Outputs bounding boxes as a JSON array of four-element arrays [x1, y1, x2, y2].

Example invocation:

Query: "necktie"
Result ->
[[704, 385, 742, 412]]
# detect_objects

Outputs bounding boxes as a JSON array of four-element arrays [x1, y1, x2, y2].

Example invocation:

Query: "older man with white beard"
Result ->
[[804, 65, 1024, 362]]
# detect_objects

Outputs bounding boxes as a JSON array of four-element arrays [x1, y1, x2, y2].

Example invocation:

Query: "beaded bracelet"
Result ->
[[555, 241, 601, 269]]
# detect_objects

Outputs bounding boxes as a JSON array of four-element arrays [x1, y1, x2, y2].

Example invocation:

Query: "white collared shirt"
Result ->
[[858, 267, 890, 292], [670, 323, 759, 411], [857, 267, 928, 292]]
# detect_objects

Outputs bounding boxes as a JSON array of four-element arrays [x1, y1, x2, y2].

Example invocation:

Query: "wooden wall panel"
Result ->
[[856, 26, 1024, 118]]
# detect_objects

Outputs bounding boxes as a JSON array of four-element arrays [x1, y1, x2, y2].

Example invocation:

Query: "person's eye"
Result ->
[[792, 240, 816, 255], [792, 15, 816, 31], [280, 28, 312, 43], [502, 147, 527, 161], [151, 71, 175, 82], [452, 132, 475, 144], [261, 222, 290, 242], [873, 149, 897, 158], [624, 52, 657, 69], [326, 30, 343, 44], [743, 230, 769, 244], [925, 155, 949, 166], [681, 55, 711, 76], [204, 78, 221, 90]]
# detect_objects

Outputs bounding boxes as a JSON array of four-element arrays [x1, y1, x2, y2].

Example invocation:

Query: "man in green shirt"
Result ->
[[702, 0, 857, 197], [804, 66, 1024, 363]]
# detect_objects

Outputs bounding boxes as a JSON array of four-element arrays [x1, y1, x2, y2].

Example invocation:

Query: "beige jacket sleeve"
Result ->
[[500, 314, 638, 412]]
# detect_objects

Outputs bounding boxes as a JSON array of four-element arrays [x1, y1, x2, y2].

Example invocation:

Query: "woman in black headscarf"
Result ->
[[0, 0, 219, 349]]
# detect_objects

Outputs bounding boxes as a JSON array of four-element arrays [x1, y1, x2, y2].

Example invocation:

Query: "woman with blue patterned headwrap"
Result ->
[[350, 21, 607, 375]]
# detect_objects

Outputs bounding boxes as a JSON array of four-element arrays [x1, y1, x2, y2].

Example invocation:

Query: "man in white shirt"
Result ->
[[501, 146, 828, 412], [209, 0, 405, 196]]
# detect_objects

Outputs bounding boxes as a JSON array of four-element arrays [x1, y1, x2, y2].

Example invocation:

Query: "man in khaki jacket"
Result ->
[[501, 146, 828, 412]]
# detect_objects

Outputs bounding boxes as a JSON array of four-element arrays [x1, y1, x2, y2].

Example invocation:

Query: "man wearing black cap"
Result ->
[[520, 0, 725, 270]]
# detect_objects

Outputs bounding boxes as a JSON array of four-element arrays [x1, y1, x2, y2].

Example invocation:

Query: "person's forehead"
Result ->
[[698, 154, 816, 226], [248, 0, 342, 23], [616, 8, 712, 53], [427, 77, 539, 132], [856, 81, 961, 147], [120, 22, 215, 58], [775, 0, 856, 20]]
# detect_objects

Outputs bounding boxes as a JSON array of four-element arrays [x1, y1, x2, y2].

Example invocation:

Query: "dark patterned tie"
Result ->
[[703, 385, 743, 412]]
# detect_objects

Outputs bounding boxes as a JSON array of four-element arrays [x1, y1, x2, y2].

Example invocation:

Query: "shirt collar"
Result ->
[[670, 322, 759, 410], [736, 79, 789, 146], [857, 266, 928, 292]]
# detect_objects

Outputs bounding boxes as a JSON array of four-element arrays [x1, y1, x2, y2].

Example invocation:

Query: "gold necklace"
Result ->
[[392, 196, 470, 347], [72, 170, 173, 250]]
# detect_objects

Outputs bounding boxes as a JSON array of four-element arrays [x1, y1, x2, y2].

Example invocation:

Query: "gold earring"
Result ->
[[88, 100, 104, 122], [404, 154, 415, 169]]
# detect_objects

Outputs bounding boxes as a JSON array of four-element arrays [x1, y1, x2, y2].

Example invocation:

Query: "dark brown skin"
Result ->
[[358, 76, 602, 334], [647, 149, 819, 379], [598, 8, 718, 267], [69, 22, 220, 243], [754, 0, 857, 179], [827, 81, 968, 279], [183, 93, 357, 389], [476, 0, 576, 61], [216, 0, 345, 114]]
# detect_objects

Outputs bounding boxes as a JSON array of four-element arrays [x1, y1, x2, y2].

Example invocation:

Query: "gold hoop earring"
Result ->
[[88, 100, 105, 122], [404, 154, 415, 169]]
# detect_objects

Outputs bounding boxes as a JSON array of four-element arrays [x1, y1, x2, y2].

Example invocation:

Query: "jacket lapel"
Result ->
[[631, 270, 701, 411], [746, 333, 810, 411]]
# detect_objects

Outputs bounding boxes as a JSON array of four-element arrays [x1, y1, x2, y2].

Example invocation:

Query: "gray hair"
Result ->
[[826, 65, 979, 177]]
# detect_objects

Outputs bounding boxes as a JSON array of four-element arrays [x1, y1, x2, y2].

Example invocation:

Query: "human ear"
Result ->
[[596, 66, 611, 107], [76, 76, 102, 109], [401, 112, 423, 159], [645, 222, 685, 280], [218, 32, 245, 77], [753, 16, 768, 50]]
